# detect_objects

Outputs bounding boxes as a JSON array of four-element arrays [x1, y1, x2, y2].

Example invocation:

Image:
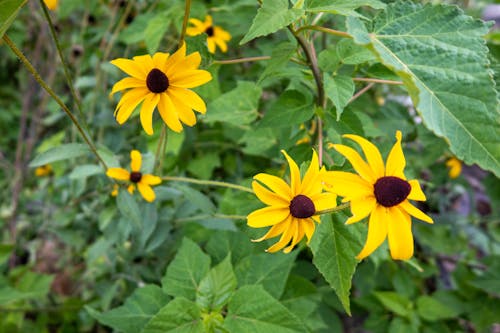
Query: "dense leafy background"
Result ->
[[0, 0, 499, 332]]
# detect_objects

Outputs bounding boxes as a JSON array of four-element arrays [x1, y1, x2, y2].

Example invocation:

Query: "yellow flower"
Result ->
[[35, 164, 53, 177], [106, 150, 161, 202], [110, 43, 212, 135], [323, 131, 433, 260], [445, 157, 462, 179], [186, 15, 231, 53], [43, 0, 58, 10], [111, 184, 119, 197], [247, 150, 337, 253]]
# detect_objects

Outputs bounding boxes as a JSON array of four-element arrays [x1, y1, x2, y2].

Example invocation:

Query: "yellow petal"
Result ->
[[302, 219, 316, 243], [332, 144, 377, 184], [387, 206, 414, 260], [115, 88, 150, 124], [110, 58, 147, 80], [128, 184, 136, 194], [110, 77, 145, 96], [139, 94, 160, 135], [129, 150, 142, 172], [446, 158, 462, 179], [356, 205, 388, 260], [247, 206, 290, 228], [43, 0, 58, 10], [385, 131, 406, 179], [301, 150, 322, 196], [407, 179, 426, 201], [137, 182, 156, 202], [142, 174, 162, 185], [132, 55, 155, 74], [106, 168, 130, 181], [266, 217, 295, 253], [168, 87, 207, 113], [346, 196, 377, 224], [165, 51, 201, 75], [188, 18, 205, 29], [186, 27, 203, 36], [170, 70, 212, 88], [163, 43, 187, 74], [322, 171, 373, 199], [253, 173, 291, 201], [252, 180, 289, 207], [158, 93, 183, 132], [152, 52, 169, 68], [281, 150, 301, 196], [284, 220, 305, 253], [310, 192, 337, 211], [343, 134, 385, 179], [214, 26, 231, 41], [252, 221, 288, 242], [213, 38, 228, 53], [399, 201, 433, 224], [207, 38, 216, 54], [177, 104, 197, 126], [205, 15, 213, 27]]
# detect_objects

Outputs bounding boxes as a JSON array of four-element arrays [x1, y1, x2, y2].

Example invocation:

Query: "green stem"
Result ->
[[212, 56, 271, 65], [175, 213, 247, 223], [3, 34, 108, 169], [178, 0, 191, 48], [315, 202, 350, 215], [353, 77, 403, 85], [295, 25, 352, 39], [162, 176, 254, 194], [39, 0, 87, 131]]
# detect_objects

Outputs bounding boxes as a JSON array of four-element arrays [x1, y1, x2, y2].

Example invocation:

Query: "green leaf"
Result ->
[[161, 238, 211, 300], [175, 185, 215, 214], [240, 0, 304, 45], [86, 285, 170, 333], [259, 42, 297, 84], [0, 272, 53, 305], [324, 74, 355, 120], [336, 38, 376, 65], [68, 164, 102, 179], [469, 257, 500, 294], [0, 0, 27, 39], [0, 244, 13, 266], [144, 12, 171, 53], [141, 297, 203, 333], [29, 143, 90, 167], [205, 81, 262, 126], [235, 252, 297, 299], [223, 285, 307, 333], [309, 214, 363, 315], [196, 254, 237, 312], [258, 90, 314, 128], [116, 190, 142, 228], [373, 291, 412, 318], [347, 2, 500, 177], [416, 295, 459, 322], [304, 0, 385, 17], [205, 231, 254, 265]]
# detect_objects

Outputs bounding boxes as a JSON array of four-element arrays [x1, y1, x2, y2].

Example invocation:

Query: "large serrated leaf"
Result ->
[[161, 238, 211, 300], [223, 285, 307, 333], [305, 0, 385, 17], [324, 74, 355, 120], [240, 0, 304, 45], [141, 298, 203, 333], [29, 143, 90, 167], [0, 0, 27, 39], [309, 214, 363, 315], [86, 285, 170, 333], [347, 1, 500, 177]]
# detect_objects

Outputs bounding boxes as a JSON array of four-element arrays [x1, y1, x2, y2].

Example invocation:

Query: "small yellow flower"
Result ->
[[445, 157, 462, 179], [35, 164, 53, 177], [247, 150, 337, 253], [186, 15, 231, 53], [111, 184, 119, 197], [323, 131, 433, 260], [106, 150, 161, 202], [110, 43, 212, 135], [43, 0, 58, 10]]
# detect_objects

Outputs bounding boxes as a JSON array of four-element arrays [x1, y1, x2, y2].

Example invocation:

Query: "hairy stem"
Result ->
[[162, 176, 254, 194], [315, 202, 350, 215], [213, 56, 271, 65], [296, 25, 352, 39]]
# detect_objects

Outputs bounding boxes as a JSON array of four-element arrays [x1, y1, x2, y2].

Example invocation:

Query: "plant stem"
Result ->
[[349, 82, 375, 103], [353, 77, 403, 85], [3, 34, 108, 169], [296, 25, 352, 39], [175, 213, 247, 223], [212, 56, 271, 65], [178, 0, 191, 49], [315, 202, 350, 215], [162, 176, 254, 194], [39, 0, 88, 131]]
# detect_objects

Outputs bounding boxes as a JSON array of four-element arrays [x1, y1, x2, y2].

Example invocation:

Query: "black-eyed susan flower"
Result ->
[[247, 150, 337, 253], [323, 131, 433, 260], [43, 0, 58, 10], [446, 157, 462, 179], [186, 15, 231, 53], [109, 43, 212, 135], [35, 164, 53, 177], [106, 150, 161, 202]]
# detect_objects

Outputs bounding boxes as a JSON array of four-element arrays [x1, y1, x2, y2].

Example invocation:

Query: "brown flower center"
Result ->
[[129, 171, 142, 183], [374, 176, 411, 207], [146, 68, 169, 93], [289, 195, 315, 218], [205, 26, 214, 37]]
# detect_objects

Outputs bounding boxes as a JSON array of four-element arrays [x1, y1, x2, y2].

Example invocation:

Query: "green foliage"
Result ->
[[29, 143, 90, 167], [0, 0, 26, 38]]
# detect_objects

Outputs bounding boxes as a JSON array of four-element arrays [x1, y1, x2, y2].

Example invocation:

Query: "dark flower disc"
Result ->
[[205, 26, 214, 37], [290, 194, 316, 218], [146, 68, 169, 93], [374, 176, 411, 207], [129, 171, 142, 183]]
